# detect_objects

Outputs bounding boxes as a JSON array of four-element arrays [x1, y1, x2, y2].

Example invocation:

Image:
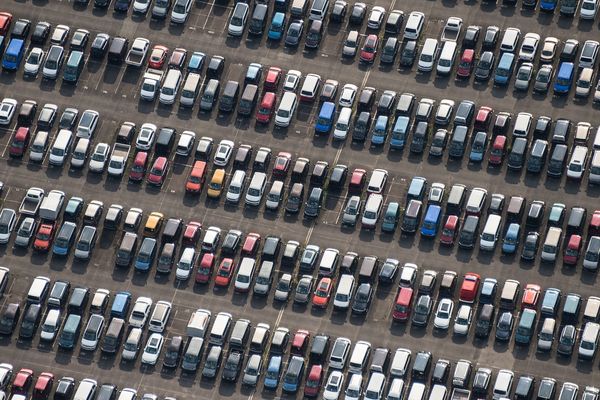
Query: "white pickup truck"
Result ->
[[125, 37, 150, 67], [107, 143, 131, 177], [441, 17, 463, 42], [19, 187, 45, 217], [140, 68, 165, 101]]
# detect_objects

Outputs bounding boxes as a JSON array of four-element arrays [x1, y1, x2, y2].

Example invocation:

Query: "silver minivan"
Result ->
[[179, 73, 202, 107]]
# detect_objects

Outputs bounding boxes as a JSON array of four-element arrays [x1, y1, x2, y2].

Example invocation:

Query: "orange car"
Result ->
[[312, 277, 333, 308], [186, 160, 207, 193], [214, 258, 235, 287], [33, 223, 55, 252], [521, 284, 541, 310]]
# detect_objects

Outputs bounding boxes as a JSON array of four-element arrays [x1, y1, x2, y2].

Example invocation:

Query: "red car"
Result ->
[[563, 234, 582, 265], [9, 127, 30, 157], [589, 210, 600, 237], [33, 223, 55, 252], [312, 277, 333, 308], [214, 258, 235, 287], [242, 232, 261, 256], [264, 66, 283, 91], [456, 49, 475, 78], [12, 368, 34, 394], [474, 106, 494, 131], [0, 12, 13, 36], [359, 34, 378, 63], [183, 221, 202, 246], [255, 92, 276, 123], [349, 168, 367, 192], [148, 45, 168, 69], [303, 364, 323, 397], [186, 160, 207, 193], [129, 151, 148, 182], [168, 48, 187, 70], [33, 372, 54, 400], [273, 152, 292, 178], [521, 284, 541, 310], [440, 215, 459, 245], [459, 273, 480, 303], [291, 329, 310, 356], [195, 253, 215, 284], [147, 156, 169, 186], [488, 135, 507, 165]]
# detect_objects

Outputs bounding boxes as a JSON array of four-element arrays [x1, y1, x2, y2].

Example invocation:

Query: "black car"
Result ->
[[432, 359, 450, 384], [399, 40, 417, 67], [330, 0, 347, 23], [384, 10, 404, 34], [525, 201, 546, 230], [163, 336, 183, 368], [37, 105, 58, 131], [96, 384, 118, 400], [54, 377, 76, 400], [378, 259, 398, 284], [495, 312, 514, 341], [412, 295, 432, 327], [482, 26, 499, 51], [59, 108, 79, 130], [560, 39, 579, 62], [329, 164, 348, 188], [221, 351, 244, 382], [233, 144, 252, 170], [0, 303, 20, 335], [262, 236, 281, 260], [351, 283, 373, 314], [377, 90, 397, 115], [474, 51, 494, 81], [412, 351, 432, 380], [310, 161, 329, 187], [68, 287, 90, 315], [245, 63, 263, 86], [462, 25, 481, 49], [358, 87, 377, 112], [90, 33, 110, 59], [31, 21, 51, 45], [284, 21, 303, 47], [534, 116, 552, 139], [379, 37, 399, 64], [221, 230, 242, 255], [70, 29, 90, 51], [207, 55, 225, 79], [11, 19, 31, 39], [349, 2, 367, 25], [521, 232, 540, 261], [114, 0, 132, 12], [94, 0, 111, 7]]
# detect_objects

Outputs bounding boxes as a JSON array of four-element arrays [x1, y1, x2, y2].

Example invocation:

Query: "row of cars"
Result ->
[[0, 270, 600, 400]]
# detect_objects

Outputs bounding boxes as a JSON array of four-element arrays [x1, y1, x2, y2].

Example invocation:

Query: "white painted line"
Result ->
[[201, 0, 216, 30]]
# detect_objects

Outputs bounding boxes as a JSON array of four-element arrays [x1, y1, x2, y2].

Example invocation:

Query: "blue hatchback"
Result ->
[[502, 223, 521, 254], [268, 12, 286, 40]]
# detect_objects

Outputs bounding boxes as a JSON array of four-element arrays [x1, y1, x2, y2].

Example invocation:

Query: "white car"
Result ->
[[428, 183, 445, 204], [0, 98, 18, 126], [76, 110, 99, 139], [228, 2, 249, 36], [136, 123, 157, 151], [171, 0, 192, 23], [201, 226, 222, 252], [133, 0, 152, 13], [323, 370, 345, 400], [367, 6, 386, 30], [540, 37, 559, 63], [129, 297, 153, 328], [338, 84, 358, 107], [213, 139, 234, 166], [453, 304, 472, 335], [141, 333, 164, 365], [24, 48, 45, 77], [518, 33, 541, 62], [514, 63, 534, 91], [51, 24, 70, 45], [300, 73, 321, 101], [283, 70, 302, 92], [88, 143, 110, 173], [176, 131, 196, 156], [344, 373, 363, 400], [0, 363, 13, 390], [580, 0, 598, 19], [433, 298, 454, 330], [274, 273, 292, 301]]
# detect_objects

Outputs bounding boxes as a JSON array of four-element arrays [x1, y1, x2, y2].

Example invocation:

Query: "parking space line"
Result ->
[[201, 0, 216, 31]]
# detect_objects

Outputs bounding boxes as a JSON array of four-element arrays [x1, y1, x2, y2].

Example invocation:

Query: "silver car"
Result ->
[[534, 65, 553, 93], [514, 63, 533, 91], [342, 196, 361, 226], [294, 275, 313, 303]]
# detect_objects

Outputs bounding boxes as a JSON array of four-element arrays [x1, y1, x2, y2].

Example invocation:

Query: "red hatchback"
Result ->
[[214, 258, 236, 287], [33, 223, 55, 252], [195, 253, 215, 283], [242, 232, 261, 256], [459, 273, 480, 303], [9, 127, 30, 157], [273, 152, 292, 178], [456, 49, 475, 78], [488, 135, 507, 165], [255, 92, 276, 123], [148, 45, 168, 69], [360, 34, 378, 63], [12, 368, 34, 394], [33, 372, 54, 400], [564, 234, 583, 265], [440, 215, 459, 245], [521, 284, 541, 310], [183, 221, 202, 246], [474, 106, 494, 131], [264, 67, 283, 91], [129, 151, 148, 182], [303, 365, 323, 398], [147, 156, 169, 186], [349, 168, 367, 193], [291, 329, 310, 356]]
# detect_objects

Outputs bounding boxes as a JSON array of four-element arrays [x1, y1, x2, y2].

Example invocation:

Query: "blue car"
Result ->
[[187, 51, 206, 73], [469, 131, 488, 162], [134, 237, 157, 272], [370, 115, 389, 146], [420, 204, 442, 237], [268, 12, 286, 40], [502, 223, 521, 254], [264, 355, 282, 390]]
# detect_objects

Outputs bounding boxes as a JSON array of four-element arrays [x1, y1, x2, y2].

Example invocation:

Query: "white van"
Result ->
[[333, 107, 352, 140], [429, 384, 447, 400], [27, 276, 51, 304], [186, 309, 211, 338], [492, 369, 514, 399], [418, 38, 439, 72], [275, 92, 298, 127], [361, 193, 384, 228], [180, 73, 202, 107], [319, 248, 340, 276], [148, 300, 172, 333], [407, 382, 426, 400], [500, 28, 521, 53], [567, 145, 589, 180], [578, 322, 600, 359], [49, 129, 74, 166], [175, 247, 196, 280], [160, 69, 183, 105], [208, 311, 232, 346], [364, 372, 386, 399], [404, 11, 425, 40], [367, 169, 388, 194], [73, 378, 97, 400], [245, 172, 267, 206], [479, 214, 502, 251], [390, 348, 411, 377], [512, 112, 533, 138], [309, 0, 330, 20], [436, 41, 457, 76], [253, 260, 275, 295], [265, 180, 284, 210], [226, 170, 246, 204], [348, 340, 371, 374], [40, 309, 61, 341], [333, 274, 355, 310], [588, 150, 600, 184], [70, 138, 90, 169], [234, 257, 256, 292], [541, 227, 562, 262]]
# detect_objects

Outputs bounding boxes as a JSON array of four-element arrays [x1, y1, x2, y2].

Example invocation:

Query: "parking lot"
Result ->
[[0, 0, 600, 398]]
